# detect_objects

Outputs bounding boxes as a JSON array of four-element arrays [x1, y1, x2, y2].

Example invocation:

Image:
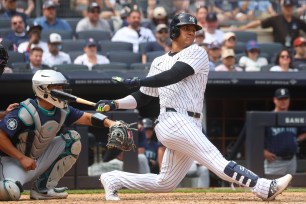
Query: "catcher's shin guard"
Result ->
[[224, 161, 259, 187], [35, 130, 81, 190]]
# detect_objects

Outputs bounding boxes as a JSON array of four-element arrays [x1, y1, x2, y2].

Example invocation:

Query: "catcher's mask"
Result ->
[[32, 70, 70, 108]]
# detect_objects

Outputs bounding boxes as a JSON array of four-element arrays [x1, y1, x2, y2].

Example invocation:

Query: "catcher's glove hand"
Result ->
[[107, 121, 136, 151], [112, 76, 141, 89]]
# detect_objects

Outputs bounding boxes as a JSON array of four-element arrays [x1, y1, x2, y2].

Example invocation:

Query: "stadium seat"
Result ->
[[76, 30, 112, 42], [1, 39, 14, 51], [107, 51, 141, 66], [234, 41, 246, 54], [62, 39, 86, 52], [233, 31, 257, 43], [258, 43, 284, 60], [146, 51, 164, 63], [92, 62, 128, 71], [41, 30, 74, 41], [130, 62, 151, 70], [7, 51, 25, 66], [52, 64, 89, 72], [66, 18, 81, 34], [68, 51, 84, 62], [11, 62, 32, 73], [99, 41, 133, 53], [260, 64, 274, 72], [0, 19, 11, 28], [138, 42, 148, 54], [0, 28, 11, 38]]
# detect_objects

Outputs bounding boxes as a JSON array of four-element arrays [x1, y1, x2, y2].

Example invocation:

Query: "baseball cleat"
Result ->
[[100, 173, 120, 201], [264, 174, 292, 201], [30, 187, 68, 200]]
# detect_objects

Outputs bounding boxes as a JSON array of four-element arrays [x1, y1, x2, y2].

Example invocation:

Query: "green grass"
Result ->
[[22, 188, 306, 195]]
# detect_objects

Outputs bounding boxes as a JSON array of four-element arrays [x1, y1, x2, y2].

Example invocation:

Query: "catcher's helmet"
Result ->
[[170, 13, 202, 39], [0, 43, 9, 77]]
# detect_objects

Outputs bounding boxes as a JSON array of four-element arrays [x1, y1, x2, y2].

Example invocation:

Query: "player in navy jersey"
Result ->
[[0, 69, 121, 201]]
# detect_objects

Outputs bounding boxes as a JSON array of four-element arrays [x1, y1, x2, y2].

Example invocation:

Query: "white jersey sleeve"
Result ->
[[178, 44, 209, 74]]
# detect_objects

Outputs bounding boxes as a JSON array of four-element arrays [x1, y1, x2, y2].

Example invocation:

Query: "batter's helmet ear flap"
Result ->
[[170, 26, 180, 39]]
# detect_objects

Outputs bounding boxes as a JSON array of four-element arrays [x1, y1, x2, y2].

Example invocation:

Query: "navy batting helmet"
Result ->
[[170, 13, 202, 39], [0, 44, 9, 77]]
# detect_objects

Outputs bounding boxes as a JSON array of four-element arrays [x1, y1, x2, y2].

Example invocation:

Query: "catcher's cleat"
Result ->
[[263, 174, 292, 201], [100, 173, 120, 201], [30, 187, 68, 200]]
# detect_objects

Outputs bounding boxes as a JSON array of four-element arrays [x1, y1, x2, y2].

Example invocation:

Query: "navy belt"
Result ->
[[276, 154, 294, 160], [165, 108, 201, 118]]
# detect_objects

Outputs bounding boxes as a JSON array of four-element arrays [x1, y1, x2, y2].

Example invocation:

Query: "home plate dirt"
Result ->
[[7, 192, 305, 204]]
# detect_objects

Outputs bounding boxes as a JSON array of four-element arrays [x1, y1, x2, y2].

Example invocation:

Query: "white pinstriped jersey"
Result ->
[[140, 44, 209, 114]]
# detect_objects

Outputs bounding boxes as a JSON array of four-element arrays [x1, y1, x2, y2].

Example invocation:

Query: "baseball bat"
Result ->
[[50, 90, 110, 111]]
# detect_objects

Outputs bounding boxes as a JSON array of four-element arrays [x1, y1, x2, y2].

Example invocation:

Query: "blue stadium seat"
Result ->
[[7, 51, 25, 66], [99, 41, 133, 53], [146, 51, 164, 63], [130, 62, 151, 70], [41, 30, 74, 41], [76, 30, 112, 42], [52, 64, 89, 72], [62, 39, 86, 52], [258, 43, 283, 61], [107, 51, 141, 66], [92, 62, 128, 71], [233, 31, 257, 43]]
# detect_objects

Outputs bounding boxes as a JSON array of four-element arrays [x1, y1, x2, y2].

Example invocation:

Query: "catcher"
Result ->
[[0, 69, 132, 201]]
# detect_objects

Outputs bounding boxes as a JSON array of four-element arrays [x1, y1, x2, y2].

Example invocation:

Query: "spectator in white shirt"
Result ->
[[215, 49, 243, 71], [74, 38, 109, 70], [76, 2, 112, 33], [203, 12, 224, 45], [42, 33, 71, 67], [239, 40, 268, 71], [111, 9, 156, 53]]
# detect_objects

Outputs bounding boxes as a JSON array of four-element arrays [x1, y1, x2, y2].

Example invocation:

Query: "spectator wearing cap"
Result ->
[[239, 40, 268, 72], [74, 38, 109, 70], [215, 49, 243, 71], [195, 29, 205, 45], [112, 10, 156, 53], [239, 0, 306, 48], [208, 41, 222, 71], [270, 49, 298, 72], [17, 23, 48, 54], [203, 13, 224, 45], [264, 88, 306, 175], [42, 33, 71, 67], [0, 0, 28, 23], [5, 15, 28, 48], [22, 45, 50, 73], [33, 0, 72, 31], [144, 6, 169, 32], [75, 2, 112, 33], [222, 32, 236, 50], [142, 24, 169, 64], [292, 37, 306, 69]]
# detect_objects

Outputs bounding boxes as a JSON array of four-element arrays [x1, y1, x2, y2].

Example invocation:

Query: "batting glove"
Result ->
[[95, 100, 117, 112], [112, 76, 141, 89]]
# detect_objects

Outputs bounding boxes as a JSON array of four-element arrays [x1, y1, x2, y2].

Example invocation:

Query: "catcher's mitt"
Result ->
[[107, 121, 136, 151]]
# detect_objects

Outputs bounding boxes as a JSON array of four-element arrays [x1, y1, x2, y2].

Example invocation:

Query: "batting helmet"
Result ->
[[0, 43, 9, 77], [170, 13, 202, 39], [142, 118, 153, 129]]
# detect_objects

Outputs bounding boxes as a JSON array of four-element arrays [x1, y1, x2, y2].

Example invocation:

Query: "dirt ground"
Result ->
[[2, 192, 306, 204]]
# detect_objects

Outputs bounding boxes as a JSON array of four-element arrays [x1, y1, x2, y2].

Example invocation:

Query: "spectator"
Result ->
[[33, 0, 72, 31], [0, 0, 28, 23], [146, 0, 157, 19], [74, 38, 109, 70], [241, 0, 276, 20], [208, 41, 222, 71], [292, 37, 306, 69], [235, 1, 255, 22], [18, 24, 48, 54], [142, 24, 169, 64], [150, 7, 169, 30], [239, 0, 306, 48], [16, 0, 34, 17], [112, 9, 156, 53], [264, 88, 306, 175], [222, 32, 236, 50], [42, 33, 71, 67], [76, 2, 111, 33], [239, 40, 268, 72], [270, 49, 298, 72], [212, 0, 240, 22], [195, 6, 208, 29], [23, 45, 50, 73], [215, 49, 243, 71], [203, 13, 224, 45], [195, 29, 205, 45], [5, 15, 28, 48]]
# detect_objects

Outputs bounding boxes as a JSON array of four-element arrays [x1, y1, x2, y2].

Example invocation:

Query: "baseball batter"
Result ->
[[0, 69, 119, 201], [96, 13, 292, 201]]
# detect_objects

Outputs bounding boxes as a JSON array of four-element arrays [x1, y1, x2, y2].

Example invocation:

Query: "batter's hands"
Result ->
[[95, 100, 117, 112], [112, 76, 141, 89], [19, 155, 36, 171], [264, 150, 276, 162], [6, 103, 19, 113]]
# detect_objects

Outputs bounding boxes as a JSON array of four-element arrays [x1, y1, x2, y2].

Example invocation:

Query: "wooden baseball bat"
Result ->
[[50, 90, 110, 111]]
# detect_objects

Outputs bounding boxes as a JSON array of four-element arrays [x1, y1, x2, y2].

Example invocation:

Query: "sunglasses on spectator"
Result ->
[[280, 55, 290, 59], [12, 21, 23, 25], [227, 37, 236, 42]]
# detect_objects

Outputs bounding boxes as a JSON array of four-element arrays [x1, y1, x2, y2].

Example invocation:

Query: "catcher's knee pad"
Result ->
[[0, 179, 23, 201], [36, 130, 82, 190], [224, 161, 259, 187]]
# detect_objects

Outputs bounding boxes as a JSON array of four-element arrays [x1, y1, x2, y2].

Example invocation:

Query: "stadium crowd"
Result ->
[[0, 0, 306, 73]]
